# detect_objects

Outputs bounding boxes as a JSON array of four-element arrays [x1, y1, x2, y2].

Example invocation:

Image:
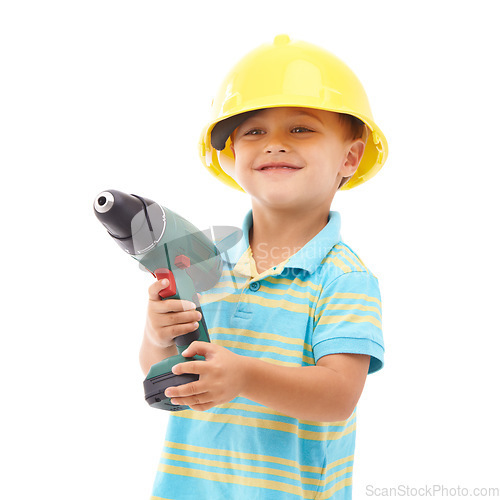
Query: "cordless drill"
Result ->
[[94, 189, 222, 411]]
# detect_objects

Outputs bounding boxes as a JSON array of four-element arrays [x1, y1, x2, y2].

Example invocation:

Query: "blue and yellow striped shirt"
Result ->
[[151, 210, 384, 500]]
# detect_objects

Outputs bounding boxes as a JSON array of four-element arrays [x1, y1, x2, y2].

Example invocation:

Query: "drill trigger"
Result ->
[[154, 268, 177, 298]]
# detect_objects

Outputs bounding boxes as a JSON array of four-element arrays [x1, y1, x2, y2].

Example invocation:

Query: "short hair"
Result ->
[[337, 113, 367, 141]]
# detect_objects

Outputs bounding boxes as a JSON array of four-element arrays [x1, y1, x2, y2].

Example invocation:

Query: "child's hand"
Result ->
[[144, 279, 202, 349], [165, 342, 247, 411]]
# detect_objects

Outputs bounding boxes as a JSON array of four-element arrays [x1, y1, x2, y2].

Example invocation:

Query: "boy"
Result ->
[[140, 35, 388, 499]]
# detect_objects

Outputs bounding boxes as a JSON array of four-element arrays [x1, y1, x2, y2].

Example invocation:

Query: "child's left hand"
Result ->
[[165, 342, 247, 411]]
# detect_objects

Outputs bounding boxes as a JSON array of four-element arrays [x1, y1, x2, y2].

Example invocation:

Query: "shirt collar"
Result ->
[[218, 209, 341, 275]]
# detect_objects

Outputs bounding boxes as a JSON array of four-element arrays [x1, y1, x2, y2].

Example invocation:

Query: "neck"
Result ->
[[249, 202, 331, 259]]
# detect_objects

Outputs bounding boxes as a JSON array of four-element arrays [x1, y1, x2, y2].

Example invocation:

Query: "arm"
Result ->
[[240, 352, 370, 421], [166, 342, 370, 422]]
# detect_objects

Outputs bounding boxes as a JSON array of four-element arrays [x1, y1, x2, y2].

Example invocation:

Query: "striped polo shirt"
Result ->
[[151, 209, 384, 500]]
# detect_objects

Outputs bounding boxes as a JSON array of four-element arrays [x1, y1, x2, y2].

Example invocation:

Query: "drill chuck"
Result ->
[[94, 191, 116, 214], [94, 189, 165, 255]]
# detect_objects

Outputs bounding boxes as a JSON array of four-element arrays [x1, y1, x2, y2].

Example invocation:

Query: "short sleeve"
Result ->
[[313, 272, 384, 374]]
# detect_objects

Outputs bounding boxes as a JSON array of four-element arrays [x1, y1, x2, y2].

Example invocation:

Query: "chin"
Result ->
[[261, 193, 304, 208]]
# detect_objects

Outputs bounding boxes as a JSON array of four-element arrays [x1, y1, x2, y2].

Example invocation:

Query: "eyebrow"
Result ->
[[291, 110, 325, 124], [243, 109, 325, 126]]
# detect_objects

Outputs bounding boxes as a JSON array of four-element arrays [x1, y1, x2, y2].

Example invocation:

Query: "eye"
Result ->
[[244, 128, 265, 136], [291, 126, 313, 133]]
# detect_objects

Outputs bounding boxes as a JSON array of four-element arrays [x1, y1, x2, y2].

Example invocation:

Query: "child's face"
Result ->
[[230, 107, 364, 211]]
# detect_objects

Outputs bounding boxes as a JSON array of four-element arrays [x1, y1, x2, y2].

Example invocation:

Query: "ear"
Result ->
[[340, 139, 365, 177]]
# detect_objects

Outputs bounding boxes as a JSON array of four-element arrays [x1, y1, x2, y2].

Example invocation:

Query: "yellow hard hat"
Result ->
[[199, 34, 388, 191]]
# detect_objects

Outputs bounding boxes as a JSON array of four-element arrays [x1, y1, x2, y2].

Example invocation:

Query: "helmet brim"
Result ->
[[210, 111, 259, 151]]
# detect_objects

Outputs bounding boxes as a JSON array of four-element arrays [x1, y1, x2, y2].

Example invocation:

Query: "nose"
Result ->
[[264, 130, 289, 154]]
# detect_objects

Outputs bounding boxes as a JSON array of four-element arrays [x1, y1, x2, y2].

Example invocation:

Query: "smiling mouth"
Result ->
[[257, 163, 302, 171]]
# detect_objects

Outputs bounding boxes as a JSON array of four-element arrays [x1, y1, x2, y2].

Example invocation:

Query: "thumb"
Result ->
[[182, 341, 212, 358]]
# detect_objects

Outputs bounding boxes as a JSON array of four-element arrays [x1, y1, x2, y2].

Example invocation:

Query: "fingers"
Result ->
[[165, 378, 214, 411], [145, 278, 203, 347], [171, 395, 214, 412], [172, 359, 207, 376], [180, 340, 214, 359], [148, 278, 167, 301], [148, 280, 197, 311], [152, 306, 202, 328], [149, 278, 195, 305]]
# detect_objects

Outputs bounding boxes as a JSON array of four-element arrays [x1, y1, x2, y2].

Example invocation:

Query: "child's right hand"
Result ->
[[144, 278, 202, 349]]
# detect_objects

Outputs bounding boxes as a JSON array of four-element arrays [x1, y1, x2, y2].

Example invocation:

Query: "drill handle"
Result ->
[[174, 308, 210, 350]]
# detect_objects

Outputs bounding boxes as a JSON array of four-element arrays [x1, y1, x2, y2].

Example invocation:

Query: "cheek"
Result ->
[[320, 145, 346, 171], [232, 146, 252, 173], [232, 154, 249, 184], [310, 150, 344, 189]]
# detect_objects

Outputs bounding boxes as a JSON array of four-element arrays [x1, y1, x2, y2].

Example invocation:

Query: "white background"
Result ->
[[1, 1, 499, 498]]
